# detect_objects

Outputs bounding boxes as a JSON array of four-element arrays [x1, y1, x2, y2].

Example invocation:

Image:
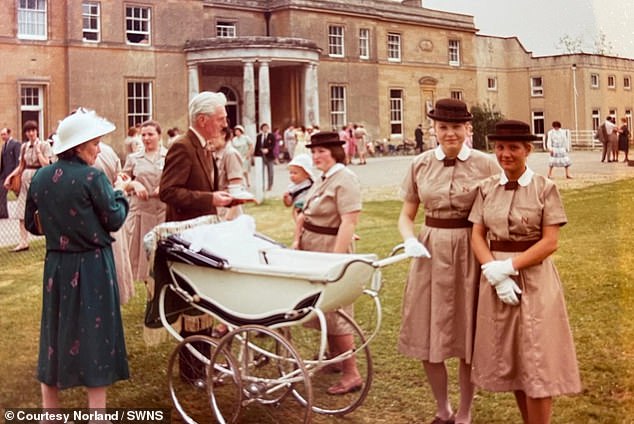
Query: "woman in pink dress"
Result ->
[[398, 99, 498, 424], [469, 120, 581, 424]]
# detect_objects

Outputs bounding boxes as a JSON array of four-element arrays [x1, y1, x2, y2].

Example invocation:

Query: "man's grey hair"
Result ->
[[189, 91, 227, 123]]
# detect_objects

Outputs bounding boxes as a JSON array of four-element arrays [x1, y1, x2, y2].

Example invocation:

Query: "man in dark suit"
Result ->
[[159, 91, 233, 385], [414, 123, 424, 153], [254, 123, 276, 190], [0, 128, 21, 218]]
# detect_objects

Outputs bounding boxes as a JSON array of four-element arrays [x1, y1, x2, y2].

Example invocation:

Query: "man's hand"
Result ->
[[212, 191, 233, 207]]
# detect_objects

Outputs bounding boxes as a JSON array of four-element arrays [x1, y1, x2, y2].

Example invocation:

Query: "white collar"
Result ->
[[322, 163, 345, 180], [499, 167, 534, 187], [434, 143, 472, 162], [189, 126, 207, 148]]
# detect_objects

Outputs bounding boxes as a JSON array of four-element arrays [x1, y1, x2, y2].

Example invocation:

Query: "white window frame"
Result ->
[[591, 109, 600, 131], [17, 0, 47, 40], [20, 85, 45, 131], [532, 111, 545, 139], [127, 81, 152, 128], [450, 91, 463, 101], [389, 89, 403, 136], [329, 85, 347, 129], [359, 28, 370, 60], [590, 73, 599, 88], [82, 1, 100, 42], [387, 33, 401, 62], [531, 76, 543, 96], [328, 25, 344, 57], [607, 75, 616, 89], [487, 77, 497, 91], [626, 110, 632, 132], [448, 39, 460, 66], [625, 76, 632, 90], [125, 5, 151, 45], [216, 21, 236, 38]]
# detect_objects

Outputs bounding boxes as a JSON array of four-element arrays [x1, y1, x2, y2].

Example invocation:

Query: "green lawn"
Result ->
[[1, 180, 633, 423]]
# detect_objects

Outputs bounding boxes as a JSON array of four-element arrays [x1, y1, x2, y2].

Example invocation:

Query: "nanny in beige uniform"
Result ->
[[398, 99, 498, 424], [469, 120, 581, 424], [293, 131, 363, 396], [122, 120, 167, 282]]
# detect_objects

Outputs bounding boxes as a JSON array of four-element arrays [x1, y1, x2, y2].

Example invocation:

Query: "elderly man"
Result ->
[[0, 128, 21, 219], [159, 91, 233, 385]]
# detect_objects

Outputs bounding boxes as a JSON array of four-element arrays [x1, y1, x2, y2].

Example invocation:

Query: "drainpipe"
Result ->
[[264, 11, 271, 36]]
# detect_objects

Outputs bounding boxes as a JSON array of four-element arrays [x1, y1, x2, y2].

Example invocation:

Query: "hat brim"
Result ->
[[426, 112, 473, 122], [305, 140, 345, 148], [52, 121, 115, 155], [488, 134, 542, 141]]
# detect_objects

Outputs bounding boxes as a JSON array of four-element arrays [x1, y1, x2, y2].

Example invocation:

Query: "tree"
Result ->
[[470, 103, 504, 151], [593, 31, 615, 56], [556, 31, 616, 56], [557, 34, 584, 54]]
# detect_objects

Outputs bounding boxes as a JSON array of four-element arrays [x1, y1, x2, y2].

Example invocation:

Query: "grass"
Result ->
[[1, 181, 634, 423]]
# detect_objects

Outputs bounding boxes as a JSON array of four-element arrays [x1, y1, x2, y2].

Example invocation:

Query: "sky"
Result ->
[[421, 0, 634, 59]]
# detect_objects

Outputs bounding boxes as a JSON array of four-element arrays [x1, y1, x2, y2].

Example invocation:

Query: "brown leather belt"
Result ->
[[425, 216, 472, 228], [25, 165, 42, 169], [303, 221, 339, 236], [489, 239, 539, 252]]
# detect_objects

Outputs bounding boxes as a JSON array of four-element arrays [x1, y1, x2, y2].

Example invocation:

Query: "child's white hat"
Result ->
[[288, 153, 314, 178]]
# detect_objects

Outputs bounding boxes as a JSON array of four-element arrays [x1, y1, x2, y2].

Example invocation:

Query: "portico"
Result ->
[[185, 37, 322, 140]]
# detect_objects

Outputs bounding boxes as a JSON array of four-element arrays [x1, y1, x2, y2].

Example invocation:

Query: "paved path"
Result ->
[[266, 149, 634, 200], [2, 149, 632, 247]]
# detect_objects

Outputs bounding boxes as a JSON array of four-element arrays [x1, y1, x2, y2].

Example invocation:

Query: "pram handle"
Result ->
[[371, 243, 409, 268]]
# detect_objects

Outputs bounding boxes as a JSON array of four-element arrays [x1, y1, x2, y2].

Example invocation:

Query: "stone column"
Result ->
[[258, 60, 271, 127], [187, 64, 200, 101], [303, 62, 319, 127], [242, 60, 257, 142]]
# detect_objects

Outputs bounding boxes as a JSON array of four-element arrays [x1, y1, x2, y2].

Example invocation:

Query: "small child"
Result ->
[[282, 154, 314, 222]]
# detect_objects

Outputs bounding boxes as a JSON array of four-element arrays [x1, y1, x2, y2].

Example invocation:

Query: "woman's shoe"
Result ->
[[326, 377, 363, 395], [11, 244, 29, 252], [430, 416, 455, 424]]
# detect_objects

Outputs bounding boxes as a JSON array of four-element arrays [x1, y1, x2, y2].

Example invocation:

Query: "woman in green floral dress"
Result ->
[[25, 109, 129, 410]]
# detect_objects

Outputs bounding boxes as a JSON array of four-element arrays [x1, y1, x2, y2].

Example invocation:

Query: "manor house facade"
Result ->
[[1, 0, 633, 152]]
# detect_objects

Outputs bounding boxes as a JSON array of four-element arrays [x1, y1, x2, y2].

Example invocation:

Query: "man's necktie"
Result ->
[[443, 158, 456, 167]]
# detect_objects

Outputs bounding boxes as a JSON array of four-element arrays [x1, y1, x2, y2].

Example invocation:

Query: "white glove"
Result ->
[[492, 277, 522, 306], [404, 237, 431, 258], [481, 258, 517, 285]]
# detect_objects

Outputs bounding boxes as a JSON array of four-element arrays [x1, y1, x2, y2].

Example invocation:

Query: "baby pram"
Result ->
[[144, 215, 409, 423]]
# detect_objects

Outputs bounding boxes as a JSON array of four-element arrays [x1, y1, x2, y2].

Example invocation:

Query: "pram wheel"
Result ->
[[282, 309, 373, 416], [210, 325, 314, 424], [167, 334, 243, 423]]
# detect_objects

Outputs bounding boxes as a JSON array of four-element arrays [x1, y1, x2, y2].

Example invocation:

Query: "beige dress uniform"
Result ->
[[215, 144, 244, 189], [123, 146, 167, 281], [94, 143, 135, 305], [13, 139, 53, 220], [468, 169, 582, 398], [299, 164, 361, 334], [398, 145, 498, 362]]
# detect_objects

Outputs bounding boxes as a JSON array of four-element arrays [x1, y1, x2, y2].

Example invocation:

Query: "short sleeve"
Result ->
[[399, 160, 420, 203], [542, 183, 567, 227], [468, 185, 485, 225], [335, 172, 361, 215]]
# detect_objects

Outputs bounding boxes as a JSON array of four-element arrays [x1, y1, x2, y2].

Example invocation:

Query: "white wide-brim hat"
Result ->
[[287, 153, 314, 178], [52, 108, 116, 155]]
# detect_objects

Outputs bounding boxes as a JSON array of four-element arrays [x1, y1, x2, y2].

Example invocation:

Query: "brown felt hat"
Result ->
[[305, 131, 345, 148], [488, 120, 542, 141], [426, 98, 473, 122]]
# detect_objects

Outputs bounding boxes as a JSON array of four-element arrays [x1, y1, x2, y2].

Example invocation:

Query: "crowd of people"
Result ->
[[0, 94, 590, 423]]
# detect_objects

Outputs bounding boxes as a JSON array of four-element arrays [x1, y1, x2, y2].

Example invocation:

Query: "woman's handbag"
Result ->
[[8, 173, 21, 196]]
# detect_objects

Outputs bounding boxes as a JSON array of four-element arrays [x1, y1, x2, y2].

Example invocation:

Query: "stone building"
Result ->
[[1, 0, 633, 154]]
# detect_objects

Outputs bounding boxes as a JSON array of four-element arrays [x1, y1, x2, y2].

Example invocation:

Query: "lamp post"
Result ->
[[571, 64, 579, 144]]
